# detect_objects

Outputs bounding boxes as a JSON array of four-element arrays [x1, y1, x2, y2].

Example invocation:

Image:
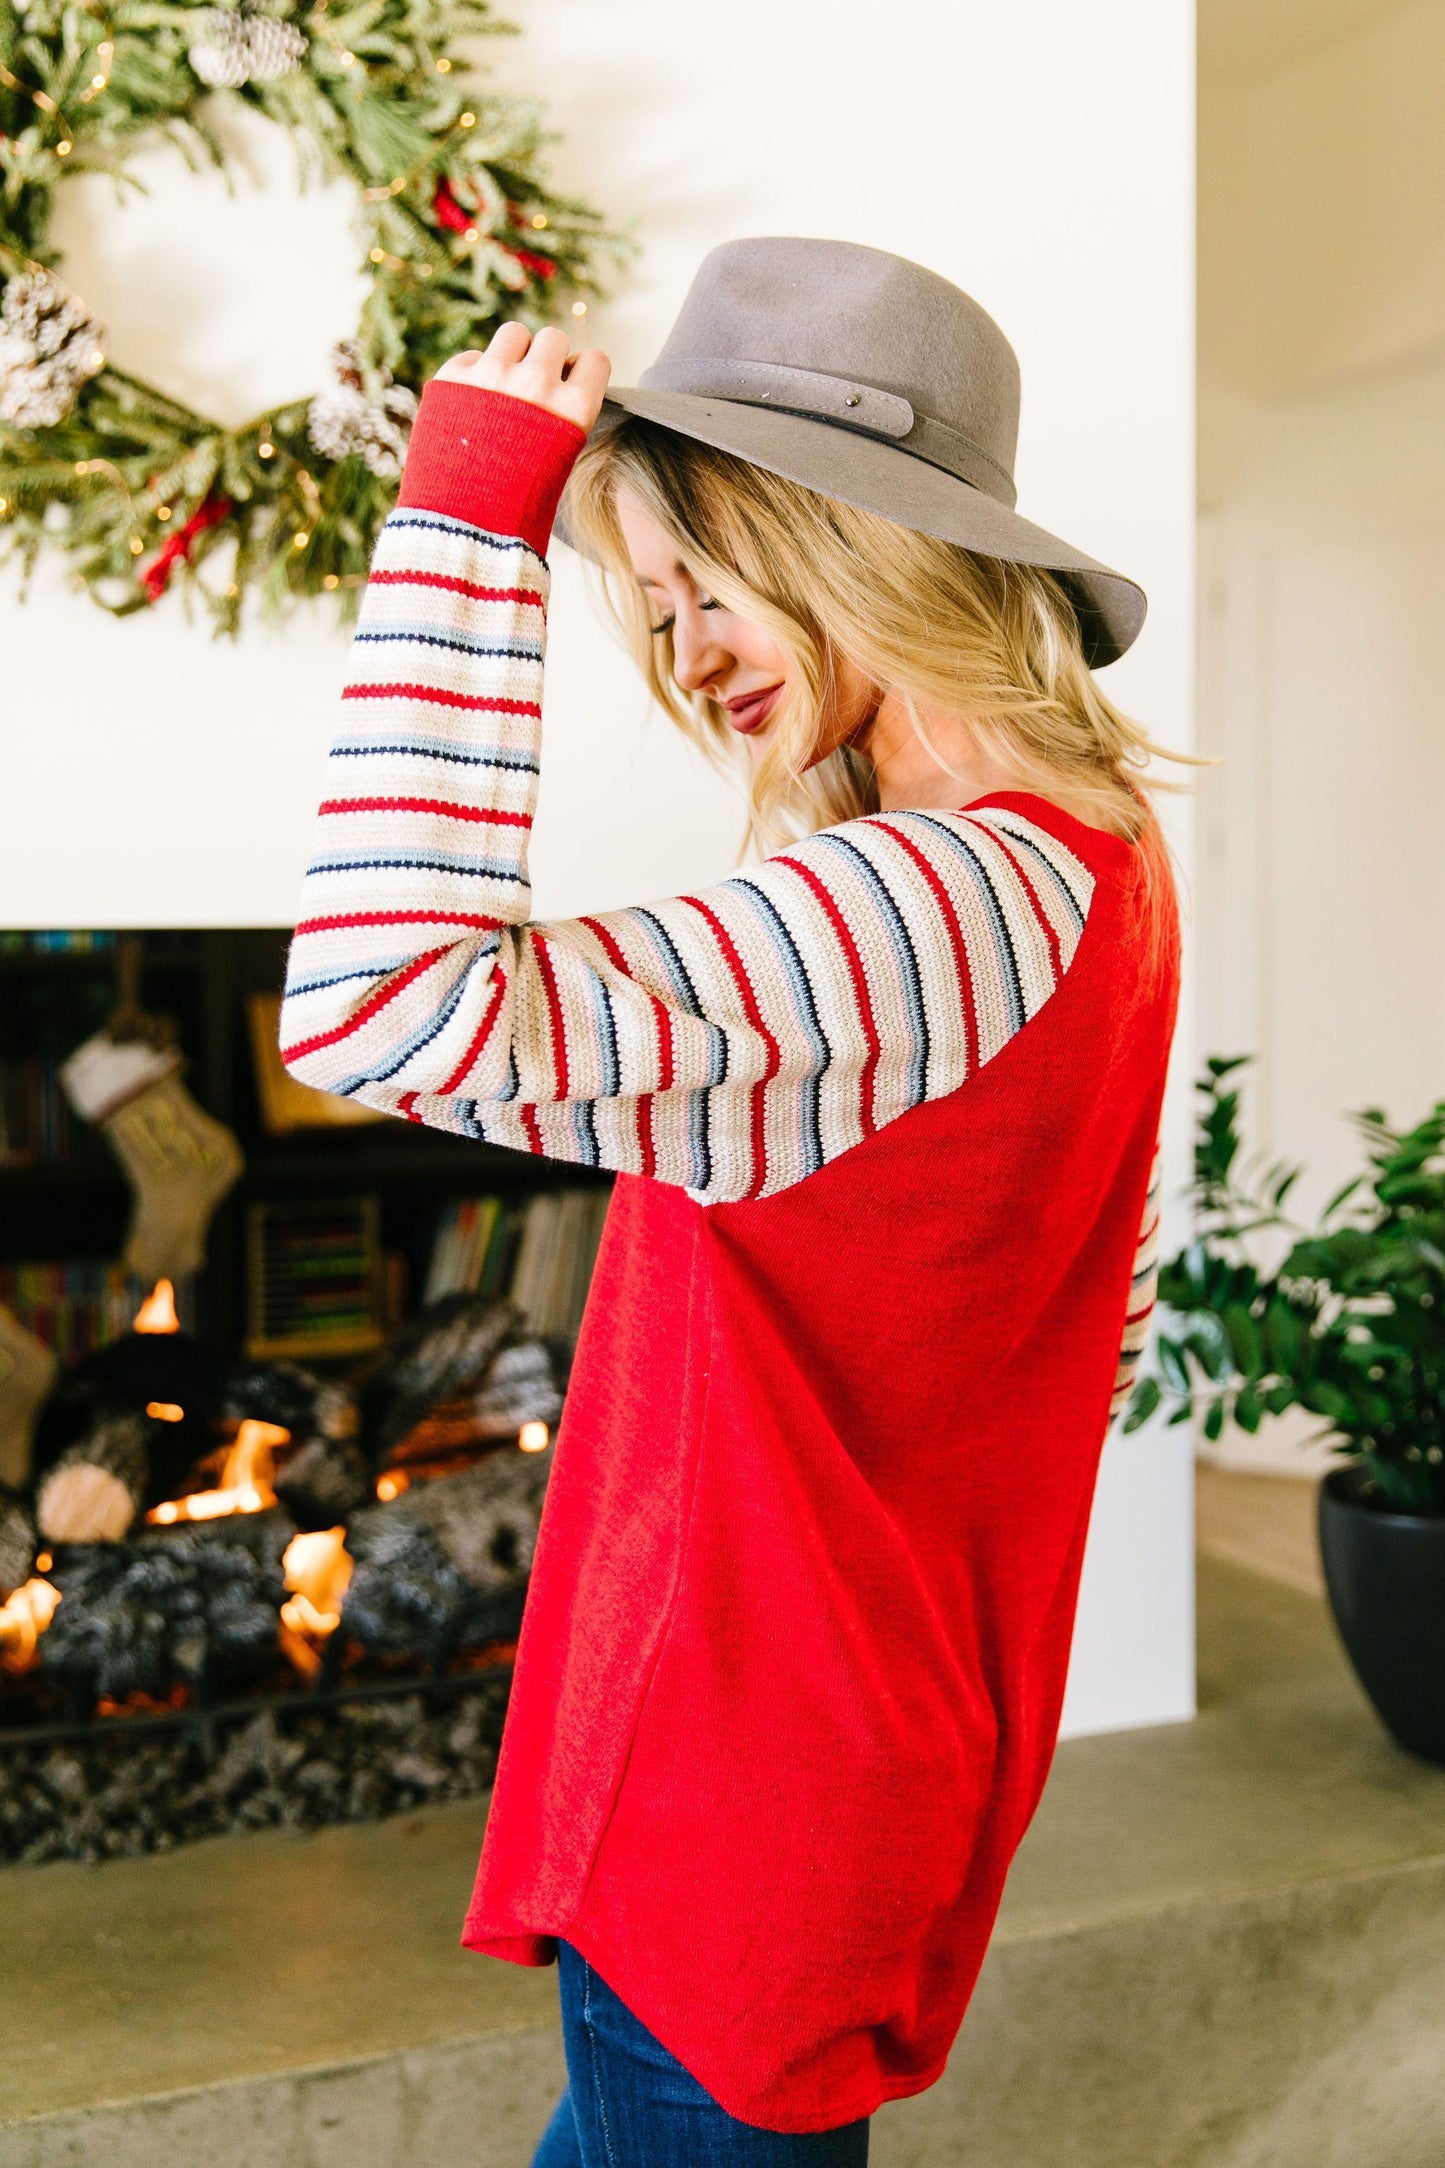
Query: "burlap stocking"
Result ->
[[0, 1305, 58, 1489], [61, 1035, 244, 1284]]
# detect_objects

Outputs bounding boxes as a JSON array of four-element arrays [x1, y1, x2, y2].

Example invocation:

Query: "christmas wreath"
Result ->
[[0, 0, 630, 630]]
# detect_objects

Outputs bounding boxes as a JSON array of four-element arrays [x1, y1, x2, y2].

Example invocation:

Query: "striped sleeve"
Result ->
[[1110, 1145, 1162, 1421], [281, 381, 1097, 1205]]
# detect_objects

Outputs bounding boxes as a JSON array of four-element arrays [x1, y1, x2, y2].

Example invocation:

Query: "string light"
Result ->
[[258, 440, 275, 458], [458, 110, 475, 126], [156, 504, 171, 521], [531, 214, 548, 229], [128, 535, 143, 554], [571, 300, 588, 317], [368, 246, 385, 263], [322, 573, 339, 589], [225, 582, 239, 597], [292, 529, 309, 548], [435, 55, 451, 71], [339, 49, 356, 65], [0, 497, 8, 516], [56, 138, 72, 155]]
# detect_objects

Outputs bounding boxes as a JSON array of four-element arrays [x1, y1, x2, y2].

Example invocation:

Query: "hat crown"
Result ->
[[637, 236, 1021, 501]]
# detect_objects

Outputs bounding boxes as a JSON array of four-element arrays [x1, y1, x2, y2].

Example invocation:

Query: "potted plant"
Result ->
[[1127, 1058, 1445, 1765]]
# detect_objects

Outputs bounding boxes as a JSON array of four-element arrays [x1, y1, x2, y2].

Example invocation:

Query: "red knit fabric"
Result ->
[[396, 378, 585, 554], [336, 377, 1181, 2131], [460, 827, 1179, 2129]]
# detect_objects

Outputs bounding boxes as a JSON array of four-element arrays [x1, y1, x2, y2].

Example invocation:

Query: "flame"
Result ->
[[376, 1471, 409, 1501], [146, 1401, 185, 1423], [144, 1419, 288, 1525], [134, 1279, 180, 1334], [519, 1421, 549, 1453], [279, 1526, 353, 1676], [0, 1578, 61, 1670]]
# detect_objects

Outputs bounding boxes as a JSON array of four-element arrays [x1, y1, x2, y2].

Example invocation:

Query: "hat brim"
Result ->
[[553, 385, 1146, 670]]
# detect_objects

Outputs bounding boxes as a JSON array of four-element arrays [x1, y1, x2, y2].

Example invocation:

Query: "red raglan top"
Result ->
[[281, 379, 1179, 2133]]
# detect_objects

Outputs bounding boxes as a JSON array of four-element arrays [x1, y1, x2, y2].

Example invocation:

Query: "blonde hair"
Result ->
[[561, 413, 1186, 929]]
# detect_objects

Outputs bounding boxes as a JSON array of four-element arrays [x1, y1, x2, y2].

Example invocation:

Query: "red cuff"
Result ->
[[396, 379, 588, 557]]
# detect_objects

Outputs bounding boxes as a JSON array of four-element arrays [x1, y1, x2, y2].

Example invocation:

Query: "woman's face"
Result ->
[[615, 486, 877, 765]]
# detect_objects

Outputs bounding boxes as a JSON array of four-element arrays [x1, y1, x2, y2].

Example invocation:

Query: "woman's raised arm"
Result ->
[[280, 362, 1097, 1203]]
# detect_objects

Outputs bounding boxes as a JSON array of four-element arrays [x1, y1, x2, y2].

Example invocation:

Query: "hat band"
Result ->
[[637, 355, 1017, 509]]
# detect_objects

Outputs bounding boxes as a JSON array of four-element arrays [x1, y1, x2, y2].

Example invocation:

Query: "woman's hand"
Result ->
[[432, 321, 611, 435]]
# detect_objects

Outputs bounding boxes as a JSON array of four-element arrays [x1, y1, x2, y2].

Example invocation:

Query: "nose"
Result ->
[[669, 601, 732, 696]]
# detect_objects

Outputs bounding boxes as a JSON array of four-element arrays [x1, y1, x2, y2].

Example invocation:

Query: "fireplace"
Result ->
[[0, 928, 611, 1864], [0, 1273, 569, 1863]]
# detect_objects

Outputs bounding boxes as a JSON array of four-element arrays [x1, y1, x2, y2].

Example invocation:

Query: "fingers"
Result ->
[[428, 320, 611, 429]]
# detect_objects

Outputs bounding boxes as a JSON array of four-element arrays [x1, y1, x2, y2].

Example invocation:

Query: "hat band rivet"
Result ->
[[844, 395, 860, 406]]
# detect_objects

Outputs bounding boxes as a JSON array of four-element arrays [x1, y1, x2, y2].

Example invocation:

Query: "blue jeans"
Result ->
[[532, 1940, 871, 2167]]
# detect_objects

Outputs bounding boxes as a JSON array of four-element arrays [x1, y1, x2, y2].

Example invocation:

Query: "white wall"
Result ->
[[1198, 2, 1445, 1474], [1, 0, 1197, 1733]]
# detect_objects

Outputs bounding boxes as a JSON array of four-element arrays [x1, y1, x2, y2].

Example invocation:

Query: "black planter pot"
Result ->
[[1318, 1467, 1445, 1766]]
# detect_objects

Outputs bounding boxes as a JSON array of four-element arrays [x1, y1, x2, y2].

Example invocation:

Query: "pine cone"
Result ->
[[0, 272, 106, 429], [188, 10, 252, 87], [243, 13, 307, 80], [306, 341, 418, 478], [189, 7, 306, 88]]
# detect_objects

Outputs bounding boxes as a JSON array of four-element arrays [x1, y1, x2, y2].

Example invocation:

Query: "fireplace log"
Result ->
[[34, 1332, 220, 1507], [36, 1414, 150, 1545], [39, 1532, 286, 1705], [220, 1360, 358, 1448], [340, 1520, 479, 1662], [359, 1296, 523, 1464], [351, 1439, 552, 1599], [273, 1435, 373, 1532], [0, 1487, 37, 1597], [469, 1340, 561, 1438]]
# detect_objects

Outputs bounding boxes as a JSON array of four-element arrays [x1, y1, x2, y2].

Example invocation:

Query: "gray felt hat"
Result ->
[[553, 234, 1146, 669]]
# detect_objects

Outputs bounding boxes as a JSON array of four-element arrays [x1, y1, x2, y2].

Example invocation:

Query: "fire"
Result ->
[[145, 1419, 288, 1525], [519, 1421, 549, 1453], [0, 1578, 61, 1670], [280, 1526, 353, 1676], [133, 1279, 180, 1334], [376, 1471, 409, 1501], [146, 1402, 185, 1423]]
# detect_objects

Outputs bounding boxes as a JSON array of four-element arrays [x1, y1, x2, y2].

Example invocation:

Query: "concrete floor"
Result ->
[[4, 1482, 1445, 2166]]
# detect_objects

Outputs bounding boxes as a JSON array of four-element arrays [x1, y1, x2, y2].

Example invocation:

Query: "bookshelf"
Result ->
[[0, 929, 613, 1368]]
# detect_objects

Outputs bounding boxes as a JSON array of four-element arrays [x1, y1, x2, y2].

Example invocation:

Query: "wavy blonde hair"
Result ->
[[560, 412, 1185, 921]]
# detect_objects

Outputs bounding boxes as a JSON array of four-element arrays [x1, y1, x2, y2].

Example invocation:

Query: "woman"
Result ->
[[281, 236, 1181, 2166]]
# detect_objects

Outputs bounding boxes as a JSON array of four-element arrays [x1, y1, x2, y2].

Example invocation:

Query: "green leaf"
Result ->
[[1122, 1375, 1162, 1432], [1158, 1336, 1190, 1396], [1202, 1398, 1226, 1441], [1223, 1304, 1264, 1376]]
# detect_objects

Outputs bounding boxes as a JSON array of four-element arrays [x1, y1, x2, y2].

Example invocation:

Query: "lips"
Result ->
[[724, 684, 783, 735]]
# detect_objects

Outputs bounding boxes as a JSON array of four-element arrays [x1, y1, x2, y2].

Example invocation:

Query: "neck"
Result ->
[[861, 690, 1023, 813]]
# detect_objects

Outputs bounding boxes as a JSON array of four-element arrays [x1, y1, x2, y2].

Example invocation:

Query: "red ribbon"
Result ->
[[140, 491, 232, 602], [432, 181, 556, 277]]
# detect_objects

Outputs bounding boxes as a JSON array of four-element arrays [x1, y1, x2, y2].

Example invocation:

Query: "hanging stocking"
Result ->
[[61, 1033, 244, 1284], [0, 1307, 58, 1491]]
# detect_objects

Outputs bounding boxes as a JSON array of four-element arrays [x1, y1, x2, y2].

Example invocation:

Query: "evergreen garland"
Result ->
[[0, 0, 632, 631]]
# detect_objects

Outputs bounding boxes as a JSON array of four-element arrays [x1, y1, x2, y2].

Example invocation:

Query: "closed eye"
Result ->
[[650, 596, 722, 637]]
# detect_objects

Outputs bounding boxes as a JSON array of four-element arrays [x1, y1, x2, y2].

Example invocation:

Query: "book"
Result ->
[[422, 1196, 503, 1304], [0, 1260, 195, 1359]]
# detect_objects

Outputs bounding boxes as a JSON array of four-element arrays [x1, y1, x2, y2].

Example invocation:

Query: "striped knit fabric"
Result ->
[[282, 511, 1100, 1206], [1110, 1144, 1162, 1419], [281, 379, 1159, 1410]]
